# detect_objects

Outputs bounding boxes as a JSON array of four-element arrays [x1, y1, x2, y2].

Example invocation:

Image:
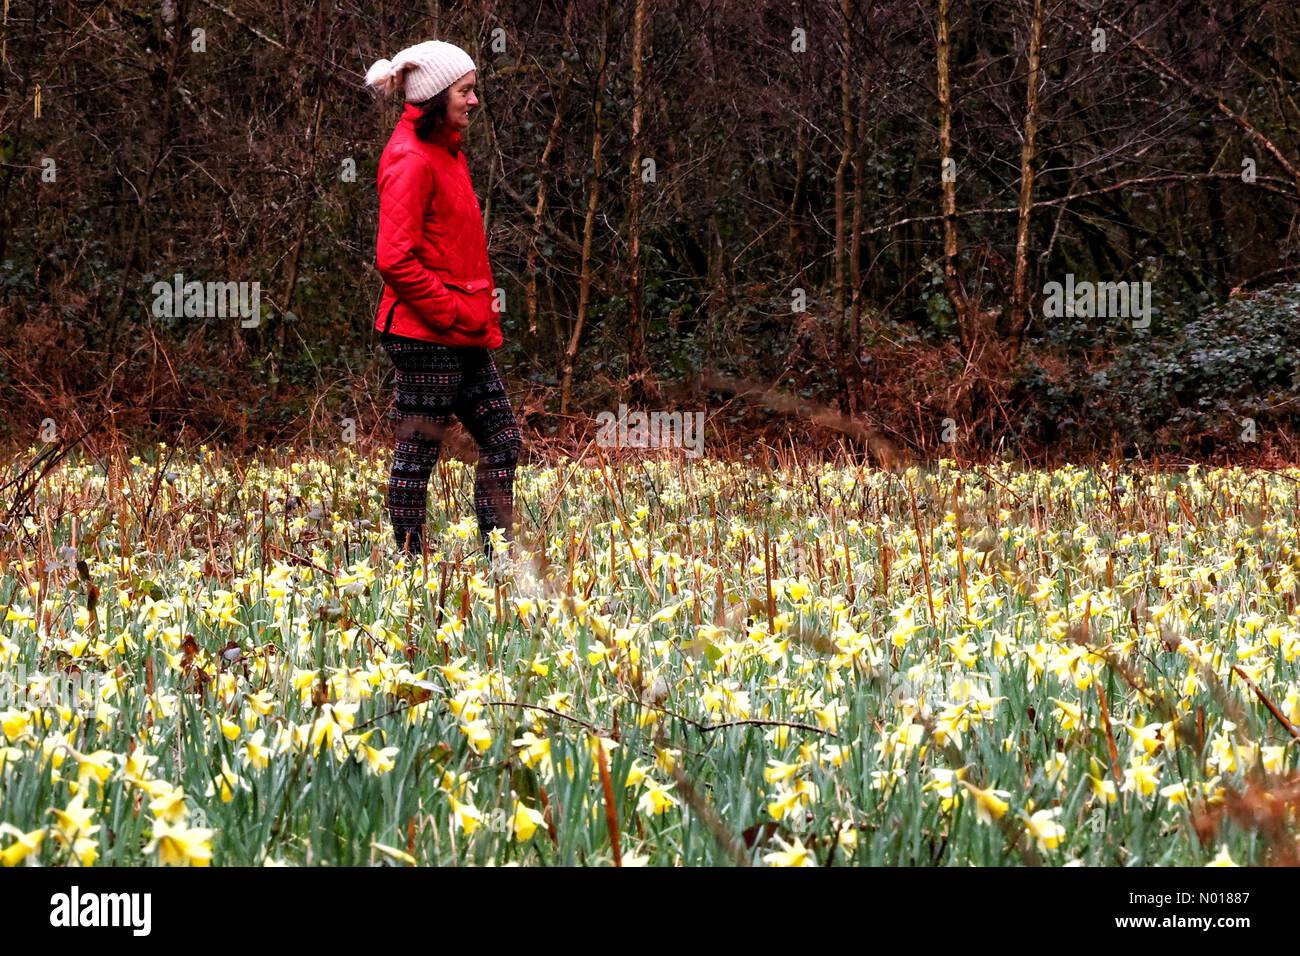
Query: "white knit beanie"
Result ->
[[365, 41, 476, 104]]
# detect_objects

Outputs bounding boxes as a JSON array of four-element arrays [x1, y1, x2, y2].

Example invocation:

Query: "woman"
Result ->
[[366, 41, 521, 565]]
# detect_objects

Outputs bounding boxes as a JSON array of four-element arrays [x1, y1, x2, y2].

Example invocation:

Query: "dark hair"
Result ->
[[414, 89, 450, 141]]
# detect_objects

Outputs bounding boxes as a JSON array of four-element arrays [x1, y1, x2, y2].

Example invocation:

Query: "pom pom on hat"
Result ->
[[364, 57, 405, 96]]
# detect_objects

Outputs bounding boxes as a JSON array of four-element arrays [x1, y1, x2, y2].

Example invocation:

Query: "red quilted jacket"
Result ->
[[373, 102, 502, 348]]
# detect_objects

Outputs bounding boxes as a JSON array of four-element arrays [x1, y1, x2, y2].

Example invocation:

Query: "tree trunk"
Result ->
[[280, 90, 326, 347], [1009, 0, 1043, 351], [787, 120, 808, 278], [847, 65, 870, 416], [708, 209, 727, 311], [0, 0, 46, 270], [526, 0, 576, 336], [559, 6, 609, 416], [625, 0, 653, 403], [936, 0, 964, 344], [103, 0, 189, 376], [833, 0, 853, 326]]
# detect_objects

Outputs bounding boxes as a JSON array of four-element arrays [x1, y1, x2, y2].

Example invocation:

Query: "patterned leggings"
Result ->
[[381, 333, 522, 556]]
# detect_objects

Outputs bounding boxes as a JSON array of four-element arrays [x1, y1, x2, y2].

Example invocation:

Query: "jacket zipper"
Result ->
[[382, 301, 397, 336]]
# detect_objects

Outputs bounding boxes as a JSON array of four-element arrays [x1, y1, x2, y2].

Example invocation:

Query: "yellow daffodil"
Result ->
[[1050, 698, 1084, 732], [961, 781, 1011, 823], [145, 819, 213, 866], [512, 732, 553, 774], [50, 793, 98, 844], [1089, 774, 1118, 805], [241, 729, 274, 770], [767, 779, 816, 821], [623, 760, 649, 789], [763, 835, 816, 867], [1206, 845, 1238, 867], [0, 709, 31, 743], [206, 757, 248, 803], [450, 796, 483, 835], [1024, 807, 1066, 852], [637, 779, 679, 816], [147, 783, 190, 824], [763, 759, 802, 785], [70, 748, 115, 794], [363, 743, 400, 775], [460, 719, 492, 754], [512, 800, 546, 842], [0, 825, 46, 867]]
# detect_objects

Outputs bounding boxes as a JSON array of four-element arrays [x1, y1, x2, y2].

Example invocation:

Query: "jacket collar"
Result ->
[[401, 102, 463, 155]]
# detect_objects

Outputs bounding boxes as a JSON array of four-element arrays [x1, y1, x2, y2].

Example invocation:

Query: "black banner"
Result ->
[[0, 865, 1281, 942]]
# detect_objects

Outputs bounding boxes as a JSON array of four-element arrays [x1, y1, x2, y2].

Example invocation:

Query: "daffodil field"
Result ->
[[2, 447, 1299, 867]]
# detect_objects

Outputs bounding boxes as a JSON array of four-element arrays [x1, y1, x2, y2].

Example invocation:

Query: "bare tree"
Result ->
[[936, 0, 965, 343], [559, 2, 610, 416], [625, 0, 654, 403], [526, 0, 577, 337], [1009, 0, 1043, 348]]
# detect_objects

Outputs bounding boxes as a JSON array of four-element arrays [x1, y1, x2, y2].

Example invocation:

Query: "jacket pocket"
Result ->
[[441, 277, 495, 335]]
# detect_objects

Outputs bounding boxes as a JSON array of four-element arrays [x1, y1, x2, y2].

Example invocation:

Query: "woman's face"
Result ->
[[446, 71, 478, 131]]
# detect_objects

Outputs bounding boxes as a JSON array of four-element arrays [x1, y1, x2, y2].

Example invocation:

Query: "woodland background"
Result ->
[[3, 0, 1300, 463]]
